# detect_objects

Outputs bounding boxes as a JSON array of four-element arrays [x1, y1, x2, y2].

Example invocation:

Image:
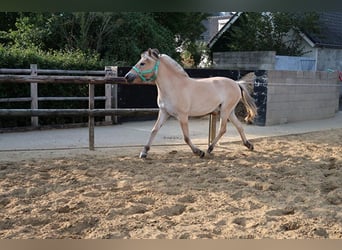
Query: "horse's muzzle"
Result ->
[[124, 72, 136, 83]]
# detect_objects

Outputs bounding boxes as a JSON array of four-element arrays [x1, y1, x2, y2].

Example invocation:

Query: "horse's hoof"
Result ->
[[199, 151, 205, 158], [244, 141, 254, 151], [139, 152, 147, 158], [207, 145, 214, 154]]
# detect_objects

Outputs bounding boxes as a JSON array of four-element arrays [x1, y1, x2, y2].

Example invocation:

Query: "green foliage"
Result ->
[[4, 16, 45, 48], [152, 12, 209, 66], [0, 12, 19, 32], [103, 12, 176, 65], [182, 40, 210, 68], [152, 12, 209, 46], [215, 12, 320, 56], [0, 12, 209, 65], [0, 45, 108, 128], [0, 12, 209, 128], [0, 44, 106, 69]]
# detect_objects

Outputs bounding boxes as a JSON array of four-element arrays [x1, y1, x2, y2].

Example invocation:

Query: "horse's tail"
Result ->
[[237, 81, 258, 123]]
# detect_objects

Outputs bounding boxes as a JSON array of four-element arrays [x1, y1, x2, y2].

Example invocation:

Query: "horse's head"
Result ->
[[125, 48, 160, 83]]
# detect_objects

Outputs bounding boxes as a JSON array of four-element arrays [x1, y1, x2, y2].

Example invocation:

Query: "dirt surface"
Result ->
[[0, 129, 341, 239]]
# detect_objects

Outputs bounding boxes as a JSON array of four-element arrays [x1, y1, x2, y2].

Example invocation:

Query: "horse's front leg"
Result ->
[[140, 110, 169, 158], [178, 115, 205, 158]]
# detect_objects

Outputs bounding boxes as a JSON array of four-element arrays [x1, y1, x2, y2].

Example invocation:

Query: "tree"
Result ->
[[0, 12, 19, 33], [52, 12, 209, 64], [152, 12, 209, 47], [0, 14, 47, 49], [215, 12, 320, 56], [104, 12, 176, 64], [152, 12, 210, 67], [0, 12, 209, 65]]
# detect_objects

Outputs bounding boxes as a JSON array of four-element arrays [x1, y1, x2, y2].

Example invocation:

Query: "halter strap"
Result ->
[[133, 60, 160, 82]]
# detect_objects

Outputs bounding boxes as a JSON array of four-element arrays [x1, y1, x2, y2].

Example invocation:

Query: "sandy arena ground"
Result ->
[[0, 128, 341, 239]]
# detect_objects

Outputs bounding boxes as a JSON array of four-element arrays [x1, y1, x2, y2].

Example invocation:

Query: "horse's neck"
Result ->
[[156, 69, 189, 99], [156, 56, 190, 92]]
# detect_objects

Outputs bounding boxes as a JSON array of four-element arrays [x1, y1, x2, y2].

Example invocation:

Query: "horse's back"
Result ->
[[182, 76, 241, 116], [194, 76, 241, 99]]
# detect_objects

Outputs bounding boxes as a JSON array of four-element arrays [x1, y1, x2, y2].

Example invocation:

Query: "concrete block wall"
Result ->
[[213, 51, 276, 70], [264, 70, 339, 125]]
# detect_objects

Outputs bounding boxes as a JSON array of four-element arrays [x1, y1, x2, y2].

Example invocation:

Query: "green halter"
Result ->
[[133, 60, 160, 82]]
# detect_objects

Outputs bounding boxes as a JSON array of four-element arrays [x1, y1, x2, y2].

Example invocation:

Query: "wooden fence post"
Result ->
[[30, 64, 39, 127], [105, 66, 115, 123], [89, 83, 95, 150], [106, 66, 118, 124], [208, 113, 217, 146]]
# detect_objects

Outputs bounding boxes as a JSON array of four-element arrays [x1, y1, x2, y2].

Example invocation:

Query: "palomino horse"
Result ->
[[125, 48, 257, 158]]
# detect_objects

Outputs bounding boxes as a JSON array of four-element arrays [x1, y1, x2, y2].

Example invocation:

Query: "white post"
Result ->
[[89, 83, 95, 150], [105, 66, 118, 124], [208, 113, 217, 146], [105, 66, 116, 124], [30, 64, 38, 127]]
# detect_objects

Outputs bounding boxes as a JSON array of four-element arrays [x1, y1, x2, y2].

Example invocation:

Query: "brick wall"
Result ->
[[213, 51, 276, 70], [263, 70, 339, 125]]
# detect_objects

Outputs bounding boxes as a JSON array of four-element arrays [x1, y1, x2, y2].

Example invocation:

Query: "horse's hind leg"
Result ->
[[229, 112, 254, 150], [140, 110, 169, 158], [178, 115, 205, 158]]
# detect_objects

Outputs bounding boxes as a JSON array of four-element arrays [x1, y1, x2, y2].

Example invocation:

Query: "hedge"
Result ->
[[0, 45, 114, 129]]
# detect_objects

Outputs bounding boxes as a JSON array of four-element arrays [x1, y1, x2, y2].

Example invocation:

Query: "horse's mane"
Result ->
[[160, 54, 189, 78]]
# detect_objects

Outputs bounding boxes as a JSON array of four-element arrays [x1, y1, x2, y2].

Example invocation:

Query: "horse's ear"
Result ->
[[151, 48, 160, 59], [147, 48, 159, 59]]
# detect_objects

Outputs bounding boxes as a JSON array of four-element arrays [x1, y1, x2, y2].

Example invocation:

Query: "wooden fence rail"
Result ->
[[0, 108, 160, 116], [0, 74, 127, 84], [0, 65, 217, 150], [0, 68, 106, 75], [0, 65, 125, 127]]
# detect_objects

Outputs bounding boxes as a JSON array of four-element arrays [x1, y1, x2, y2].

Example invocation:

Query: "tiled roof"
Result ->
[[303, 12, 342, 48], [207, 12, 242, 49], [208, 12, 342, 50]]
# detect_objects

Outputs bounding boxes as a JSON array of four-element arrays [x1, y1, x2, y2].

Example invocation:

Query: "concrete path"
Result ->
[[0, 111, 342, 152]]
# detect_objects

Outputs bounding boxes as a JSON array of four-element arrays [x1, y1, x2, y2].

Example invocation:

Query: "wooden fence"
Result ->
[[0, 65, 217, 150], [0, 65, 123, 126]]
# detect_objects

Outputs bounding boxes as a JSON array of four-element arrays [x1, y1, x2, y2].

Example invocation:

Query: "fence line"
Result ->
[[0, 97, 107, 103], [0, 68, 105, 75], [0, 74, 126, 84], [0, 64, 218, 150], [0, 65, 123, 126], [0, 65, 122, 150], [0, 108, 160, 116]]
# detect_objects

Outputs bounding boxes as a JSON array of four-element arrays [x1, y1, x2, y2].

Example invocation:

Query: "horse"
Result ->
[[125, 48, 257, 158]]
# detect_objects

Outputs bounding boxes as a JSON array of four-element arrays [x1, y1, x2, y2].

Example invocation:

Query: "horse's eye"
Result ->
[[140, 62, 145, 66]]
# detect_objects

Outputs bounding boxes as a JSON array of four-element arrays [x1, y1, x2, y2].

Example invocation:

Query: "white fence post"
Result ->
[[30, 64, 39, 127], [208, 113, 217, 146], [89, 83, 95, 150], [104, 66, 114, 124], [105, 66, 118, 124]]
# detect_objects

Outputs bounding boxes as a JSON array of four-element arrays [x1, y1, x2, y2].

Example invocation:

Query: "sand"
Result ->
[[0, 128, 341, 239]]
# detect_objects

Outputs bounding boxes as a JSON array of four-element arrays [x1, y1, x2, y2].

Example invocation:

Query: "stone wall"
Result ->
[[212, 51, 340, 125], [316, 48, 342, 71], [261, 70, 339, 125], [213, 51, 276, 70]]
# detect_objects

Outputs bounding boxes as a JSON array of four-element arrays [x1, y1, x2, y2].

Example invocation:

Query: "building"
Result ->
[[299, 12, 342, 71], [201, 12, 234, 44], [208, 12, 342, 72], [206, 12, 342, 124]]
